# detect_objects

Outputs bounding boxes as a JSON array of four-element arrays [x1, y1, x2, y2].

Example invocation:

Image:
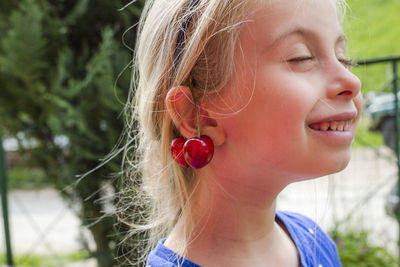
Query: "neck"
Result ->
[[192, 176, 279, 242], [165, 169, 289, 261]]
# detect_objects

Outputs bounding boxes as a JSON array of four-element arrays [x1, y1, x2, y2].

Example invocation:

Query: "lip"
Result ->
[[307, 111, 358, 126], [307, 111, 358, 145], [308, 127, 355, 145]]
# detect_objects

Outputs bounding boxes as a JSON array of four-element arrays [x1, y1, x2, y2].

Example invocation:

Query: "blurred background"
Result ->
[[0, 0, 399, 266]]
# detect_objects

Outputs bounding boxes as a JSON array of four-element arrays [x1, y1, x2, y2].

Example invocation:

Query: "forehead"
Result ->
[[243, 0, 343, 45]]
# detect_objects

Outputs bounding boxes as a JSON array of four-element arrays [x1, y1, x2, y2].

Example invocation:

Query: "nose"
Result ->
[[326, 61, 361, 100]]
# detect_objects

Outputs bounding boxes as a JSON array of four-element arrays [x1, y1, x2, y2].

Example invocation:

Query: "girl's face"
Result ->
[[210, 0, 362, 186]]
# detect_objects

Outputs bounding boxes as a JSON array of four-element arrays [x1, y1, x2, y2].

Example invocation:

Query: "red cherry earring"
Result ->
[[171, 136, 189, 168], [170, 77, 214, 169]]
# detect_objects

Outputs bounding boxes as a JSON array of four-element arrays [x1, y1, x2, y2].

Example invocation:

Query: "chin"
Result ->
[[298, 149, 352, 180], [319, 150, 352, 176]]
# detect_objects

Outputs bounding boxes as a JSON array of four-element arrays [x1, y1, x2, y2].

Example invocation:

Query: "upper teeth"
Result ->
[[309, 120, 351, 131]]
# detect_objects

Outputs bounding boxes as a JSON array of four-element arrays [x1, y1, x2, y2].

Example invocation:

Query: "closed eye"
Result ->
[[288, 56, 315, 63]]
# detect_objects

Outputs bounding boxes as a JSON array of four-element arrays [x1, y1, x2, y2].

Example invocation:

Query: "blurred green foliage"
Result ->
[[344, 0, 400, 147], [0, 250, 89, 267], [1, 0, 399, 266], [8, 166, 50, 190], [0, 0, 144, 266], [353, 116, 384, 147], [331, 229, 399, 267]]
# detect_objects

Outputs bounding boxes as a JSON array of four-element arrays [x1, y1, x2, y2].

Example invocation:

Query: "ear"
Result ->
[[165, 86, 226, 146]]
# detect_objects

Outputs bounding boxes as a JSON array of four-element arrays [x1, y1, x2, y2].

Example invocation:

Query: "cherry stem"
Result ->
[[188, 77, 201, 138]]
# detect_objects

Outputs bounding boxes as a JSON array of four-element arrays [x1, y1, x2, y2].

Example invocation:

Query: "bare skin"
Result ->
[[165, 177, 300, 266], [164, 0, 362, 266]]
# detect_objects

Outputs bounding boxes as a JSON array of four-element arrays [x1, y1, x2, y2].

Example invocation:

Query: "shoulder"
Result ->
[[276, 210, 342, 267], [146, 239, 201, 267], [146, 253, 174, 267], [276, 210, 333, 241], [276, 210, 323, 231], [276, 210, 337, 249]]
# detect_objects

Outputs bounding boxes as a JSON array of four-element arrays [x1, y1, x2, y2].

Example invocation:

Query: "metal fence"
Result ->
[[1, 56, 400, 266], [1, 136, 13, 266], [0, 137, 95, 266]]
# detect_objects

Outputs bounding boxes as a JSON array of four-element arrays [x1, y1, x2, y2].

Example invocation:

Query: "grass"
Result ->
[[7, 166, 52, 190], [0, 250, 90, 267], [342, 0, 399, 148], [344, 0, 400, 59], [2, 0, 397, 194], [344, 0, 400, 94]]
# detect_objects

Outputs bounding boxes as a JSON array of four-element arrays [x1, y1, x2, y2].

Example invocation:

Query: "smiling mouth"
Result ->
[[309, 120, 352, 132]]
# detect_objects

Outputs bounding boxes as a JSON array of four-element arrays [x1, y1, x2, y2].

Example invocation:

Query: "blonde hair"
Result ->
[[120, 0, 347, 264]]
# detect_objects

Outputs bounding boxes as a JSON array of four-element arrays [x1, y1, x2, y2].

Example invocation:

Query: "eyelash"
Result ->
[[288, 57, 356, 68], [339, 58, 356, 68], [288, 57, 314, 63]]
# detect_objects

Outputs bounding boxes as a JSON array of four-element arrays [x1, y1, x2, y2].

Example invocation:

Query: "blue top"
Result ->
[[146, 210, 342, 267]]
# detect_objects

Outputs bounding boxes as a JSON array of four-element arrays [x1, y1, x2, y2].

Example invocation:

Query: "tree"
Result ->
[[0, 0, 145, 266]]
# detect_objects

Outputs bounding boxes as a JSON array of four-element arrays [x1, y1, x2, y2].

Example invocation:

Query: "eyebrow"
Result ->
[[271, 28, 347, 48]]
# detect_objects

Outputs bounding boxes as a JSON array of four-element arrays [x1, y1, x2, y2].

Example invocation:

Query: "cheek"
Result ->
[[226, 82, 315, 162], [348, 93, 363, 134], [354, 93, 363, 121], [256, 80, 316, 134]]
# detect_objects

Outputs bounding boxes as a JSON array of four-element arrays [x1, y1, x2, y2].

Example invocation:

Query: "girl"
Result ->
[[125, 0, 362, 266]]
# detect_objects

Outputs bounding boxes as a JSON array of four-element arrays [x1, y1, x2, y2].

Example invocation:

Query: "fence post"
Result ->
[[393, 59, 400, 258], [0, 135, 13, 266]]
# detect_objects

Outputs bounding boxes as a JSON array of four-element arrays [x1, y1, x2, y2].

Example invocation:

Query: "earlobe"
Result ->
[[202, 126, 226, 147], [200, 109, 226, 147]]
